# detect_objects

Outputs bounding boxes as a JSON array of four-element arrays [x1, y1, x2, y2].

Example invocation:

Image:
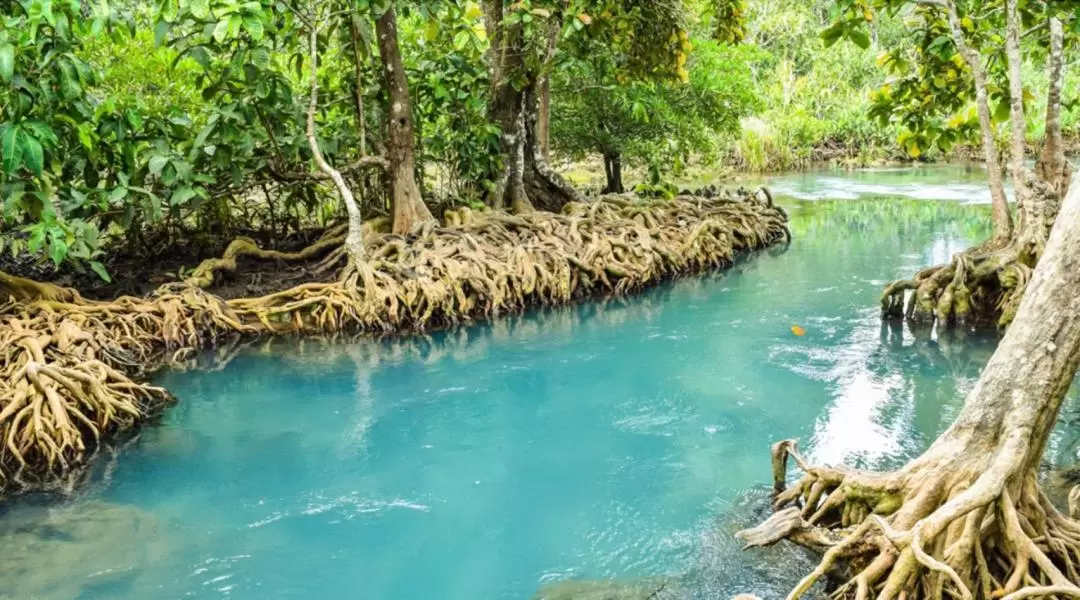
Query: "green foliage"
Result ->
[[0, 0, 159, 272], [728, 0, 903, 171], [6, 0, 1070, 277], [403, 3, 499, 200], [552, 39, 762, 180]]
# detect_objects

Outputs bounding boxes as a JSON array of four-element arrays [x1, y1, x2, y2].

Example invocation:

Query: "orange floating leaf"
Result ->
[[791, 325, 806, 337]]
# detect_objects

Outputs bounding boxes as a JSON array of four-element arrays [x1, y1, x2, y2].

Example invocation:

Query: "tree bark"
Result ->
[[1035, 17, 1072, 201], [942, 0, 1013, 244], [485, 12, 533, 213], [1004, 0, 1062, 260], [538, 74, 552, 162], [536, 17, 559, 163], [305, 11, 364, 263], [375, 6, 434, 235], [602, 153, 624, 194], [484, 7, 584, 214], [348, 15, 368, 158], [1004, 0, 1029, 183], [522, 82, 586, 212]]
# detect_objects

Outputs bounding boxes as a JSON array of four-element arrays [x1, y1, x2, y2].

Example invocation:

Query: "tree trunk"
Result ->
[[536, 17, 559, 163], [943, 0, 1013, 244], [538, 73, 552, 162], [485, 13, 533, 213], [1035, 17, 1073, 201], [348, 15, 368, 158], [522, 82, 586, 212], [602, 153, 624, 194], [485, 8, 583, 214], [375, 6, 434, 235], [305, 12, 364, 263], [744, 174, 1080, 600], [880, 2, 1030, 327], [1004, 0, 1060, 262]]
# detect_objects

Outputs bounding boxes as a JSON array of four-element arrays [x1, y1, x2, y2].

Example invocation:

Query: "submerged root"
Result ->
[[737, 441, 1080, 600], [0, 191, 788, 492]]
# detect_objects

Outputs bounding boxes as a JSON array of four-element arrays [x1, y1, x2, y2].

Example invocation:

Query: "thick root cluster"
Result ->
[[881, 245, 1031, 329], [232, 191, 789, 333], [738, 442, 1080, 600], [0, 191, 789, 493]]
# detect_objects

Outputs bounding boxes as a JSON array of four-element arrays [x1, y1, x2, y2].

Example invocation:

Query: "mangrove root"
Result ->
[[0, 191, 789, 493], [880, 245, 1031, 329], [739, 441, 1080, 600]]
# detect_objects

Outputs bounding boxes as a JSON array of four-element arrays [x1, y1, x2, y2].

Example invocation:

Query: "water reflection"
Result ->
[[0, 500, 172, 600], [752, 164, 1008, 204]]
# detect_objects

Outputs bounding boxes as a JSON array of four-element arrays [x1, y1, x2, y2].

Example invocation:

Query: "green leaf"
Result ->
[[453, 31, 469, 50], [155, 20, 171, 46], [213, 18, 230, 42], [149, 154, 169, 175], [90, 260, 112, 282], [49, 235, 68, 266], [993, 100, 1010, 122], [0, 44, 14, 83], [251, 46, 270, 70], [77, 124, 94, 150], [160, 0, 178, 22], [108, 186, 128, 203], [243, 15, 263, 40], [848, 29, 870, 50], [191, 0, 210, 19], [170, 185, 197, 206], [227, 14, 242, 38], [820, 24, 844, 48], [1, 126, 22, 176], [189, 46, 211, 69], [21, 133, 43, 176], [21, 120, 56, 146]]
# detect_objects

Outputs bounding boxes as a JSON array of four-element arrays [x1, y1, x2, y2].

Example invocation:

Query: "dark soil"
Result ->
[[0, 226, 335, 301]]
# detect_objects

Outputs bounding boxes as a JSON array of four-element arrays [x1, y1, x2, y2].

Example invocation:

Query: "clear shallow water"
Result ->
[[6, 167, 1080, 600]]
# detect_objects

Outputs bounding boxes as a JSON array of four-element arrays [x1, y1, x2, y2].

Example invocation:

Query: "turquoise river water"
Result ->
[[4, 166, 1080, 600]]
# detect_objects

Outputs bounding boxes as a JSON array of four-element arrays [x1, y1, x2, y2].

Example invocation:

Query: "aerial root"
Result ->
[[183, 224, 349, 289], [0, 191, 788, 492], [737, 440, 1080, 600], [880, 244, 1031, 329]]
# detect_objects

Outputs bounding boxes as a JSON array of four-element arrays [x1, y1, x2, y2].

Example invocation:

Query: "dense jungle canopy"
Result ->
[[0, 0, 1075, 287]]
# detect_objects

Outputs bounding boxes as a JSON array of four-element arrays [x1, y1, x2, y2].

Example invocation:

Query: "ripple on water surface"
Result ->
[[4, 167, 1080, 600]]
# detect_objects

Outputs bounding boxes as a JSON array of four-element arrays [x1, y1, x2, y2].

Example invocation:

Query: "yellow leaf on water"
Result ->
[[791, 325, 806, 337]]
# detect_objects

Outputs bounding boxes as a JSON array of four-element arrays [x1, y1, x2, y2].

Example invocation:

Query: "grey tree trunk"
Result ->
[[942, 0, 1013, 244], [305, 10, 364, 263], [484, 6, 584, 214], [1035, 17, 1073, 200]]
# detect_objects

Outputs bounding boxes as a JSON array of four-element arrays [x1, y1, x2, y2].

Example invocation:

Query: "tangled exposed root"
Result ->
[[737, 441, 1080, 600], [183, 225, 349, 289], [880, 244, 1032, 329], [0, 191, 788, 493]]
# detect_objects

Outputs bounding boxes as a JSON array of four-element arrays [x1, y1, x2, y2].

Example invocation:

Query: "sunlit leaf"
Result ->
[[0, 44, 14, 83]]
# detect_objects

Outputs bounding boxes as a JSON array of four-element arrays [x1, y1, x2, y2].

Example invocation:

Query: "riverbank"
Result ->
[[0, 192, 789, 496]]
